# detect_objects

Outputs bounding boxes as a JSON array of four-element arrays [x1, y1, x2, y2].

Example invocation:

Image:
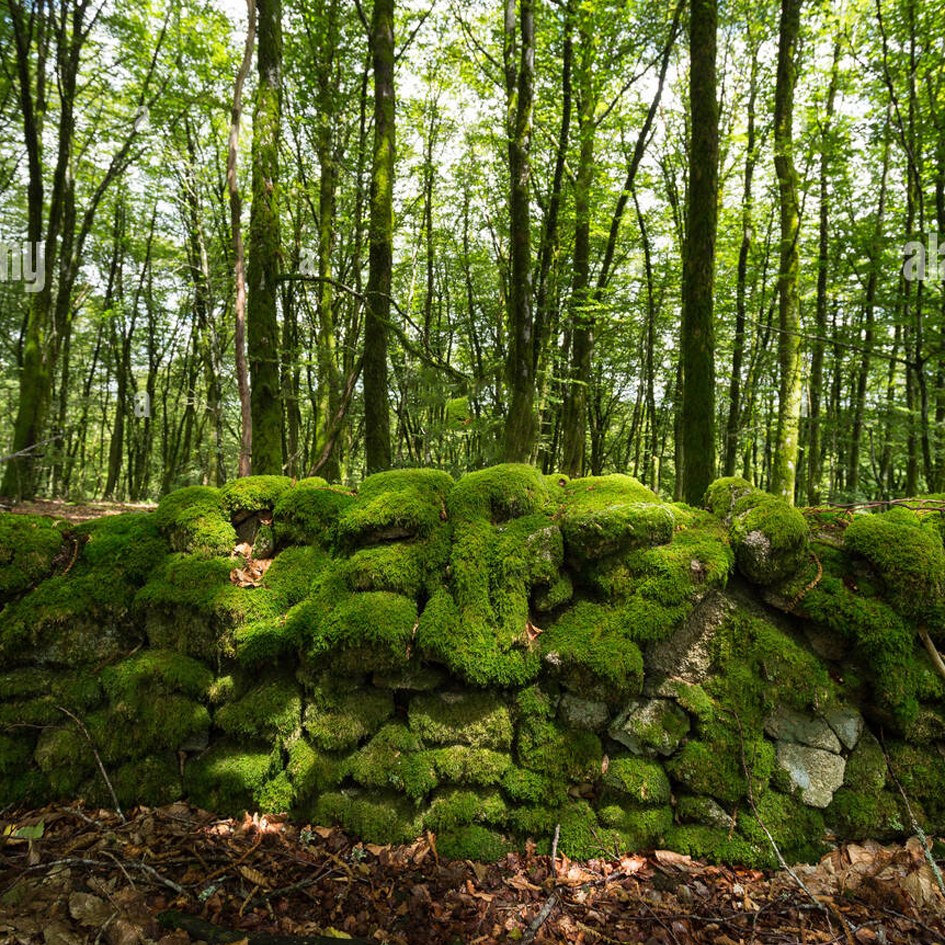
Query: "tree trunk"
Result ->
[[502, 0, 537, 463], [248, 0, 284, 474], [680, 0, 719, 505], [771, 0, 803, 504]]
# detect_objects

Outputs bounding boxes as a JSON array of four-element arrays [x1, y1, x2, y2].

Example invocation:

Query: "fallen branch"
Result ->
[[918, 625, 945, 686]]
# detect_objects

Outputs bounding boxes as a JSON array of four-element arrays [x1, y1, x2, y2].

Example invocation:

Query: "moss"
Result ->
[[826, 787, 905, 840], [343, 538, 444, 598], [516, 719, 602, 783], [254, 770, 297, 813], [345, 724, 437, 799], [448, 464, 551, 522], [885, 742, 945, 825], [337, 469, 454, 546], [154, 486, 235, 557], [113, 755, 182, 807], [101, 650, 213, 704], [0, 668, 101, 711], [608, 804, 673, 850], [663, 825, 772, 869], [76, 513, 168, 584], [424, 788, 508, 832], [215, 676, 302, 742], [430, 746, 511, 786], [272, 483, 355, 548], [102, 694, 211, 759], [844, 508, 945, 624], [704, 477, 757, 520], [667, 734, 774, 806], [730, 493, 809, 586], [603, 757, 671, 806], [185, 741, 278, 814], [532, 572, 574, 612], [540, 601, 643, 702], [0, 695, 61, 728], [663, 681, 715, 725], [843, 731, 887, 793], [437, 825, 511, 862], [0, 513, 66, 602], [0, 562, 144, 667], [558, 475, 673, 562], [500, 766, 568, 807], [315, 790, 423, 845], [738, 791, 827, 864], [303, 680, 393, 752], [409, 692, 513, 750], [553, 801, 622, 860], [34, 725, 96, 796], [220, 476, 293, 514], [292, 567, 418, 673], [0, 733, 32, 775], [286, 738, 342, 803]]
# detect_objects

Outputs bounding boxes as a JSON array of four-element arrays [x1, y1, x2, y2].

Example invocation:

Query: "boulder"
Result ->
[[610, 698, 690, 757], [775, 743, 846, 808]]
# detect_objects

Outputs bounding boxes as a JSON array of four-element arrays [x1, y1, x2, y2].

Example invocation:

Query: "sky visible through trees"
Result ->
[[0, 0, 943, 505]]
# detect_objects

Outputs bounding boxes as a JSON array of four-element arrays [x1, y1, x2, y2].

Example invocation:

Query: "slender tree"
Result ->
[[248, 0, 284, 474], [680, 0, 719, 505], [502, 0, 537, 463], [771, 0, 802, 503], [363, 0, 395, 474]]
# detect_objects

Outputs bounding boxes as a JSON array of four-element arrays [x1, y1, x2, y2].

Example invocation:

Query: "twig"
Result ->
[[55, 706, 124, 822], [520, 893, 557, 945], [550, 822, 560, 876], [918, 625, 945, 686]]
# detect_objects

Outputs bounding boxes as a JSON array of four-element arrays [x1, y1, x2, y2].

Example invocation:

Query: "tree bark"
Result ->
[[771, 0, 803, 504], [680, 0, 719, 505], [248, 0, 284, 474], [363, 0, 395, 474]]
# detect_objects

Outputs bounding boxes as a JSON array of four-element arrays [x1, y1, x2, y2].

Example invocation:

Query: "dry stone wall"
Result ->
[[2, 466, 944, 865]]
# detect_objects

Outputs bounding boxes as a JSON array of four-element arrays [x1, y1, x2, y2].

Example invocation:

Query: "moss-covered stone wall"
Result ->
[[3, 466, 945, 865]]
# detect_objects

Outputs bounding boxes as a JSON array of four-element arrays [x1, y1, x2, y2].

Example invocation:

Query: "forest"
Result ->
[[1, 0, 941, 506]]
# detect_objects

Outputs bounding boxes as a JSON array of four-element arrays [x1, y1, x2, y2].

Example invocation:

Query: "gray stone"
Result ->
[[644, 592, 734, 685], [609, 698, 690, 757], [824, 706, 864, 751], [765, 707, 841, 753], [775, 742, 846, 808], [558, 694, 610, 731]]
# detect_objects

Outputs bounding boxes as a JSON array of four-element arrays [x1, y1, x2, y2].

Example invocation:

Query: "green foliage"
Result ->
[[185, 742, 280, 814], [314, 791, 423, 845], [437, 825, 511, 861]]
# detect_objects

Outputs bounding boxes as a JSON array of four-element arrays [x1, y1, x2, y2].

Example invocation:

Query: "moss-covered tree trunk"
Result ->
[[502, 0, 537, 464], [247, 0, 284, 476], [806, 44, 839, 505], [560, 9, 596, 479], [364, 0, 395, 475], [771, 0, 802, 504], [680, 0, 718, 506], [312, 0, 342, 482], [228, 0, 257, 478]]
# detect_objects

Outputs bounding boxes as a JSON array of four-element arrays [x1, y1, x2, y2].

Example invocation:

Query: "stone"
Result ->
[[775, 742, 846, 808], [558, 694, 610, 732], [824, 706, 864, 751], [609, 698, 690, 757], [644, 591, 734, 685], [764, 707, 841, 753]]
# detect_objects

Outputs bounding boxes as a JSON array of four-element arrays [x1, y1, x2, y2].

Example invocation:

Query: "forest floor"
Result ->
[[2, 804, 945, 945], [0, 499, 157, 523]]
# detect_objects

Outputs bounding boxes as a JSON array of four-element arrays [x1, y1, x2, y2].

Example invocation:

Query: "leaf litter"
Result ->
[[1, 803, 944, 944]]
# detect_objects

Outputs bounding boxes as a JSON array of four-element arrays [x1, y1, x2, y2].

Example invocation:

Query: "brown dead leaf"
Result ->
[[901, 865, 945, 913], [654, 849, 693, 869], [68, 891, 113, 928], [230, 558, 272, 587], [619, 855, 646, 875]]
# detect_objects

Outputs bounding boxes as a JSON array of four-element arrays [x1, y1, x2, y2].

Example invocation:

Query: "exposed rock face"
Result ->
[[765, 707, 842, 753], [2, 469, 944, 867], [610, 699, 690, 757], [775, 743, 846, 808], [644, 591, 733, 685]]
